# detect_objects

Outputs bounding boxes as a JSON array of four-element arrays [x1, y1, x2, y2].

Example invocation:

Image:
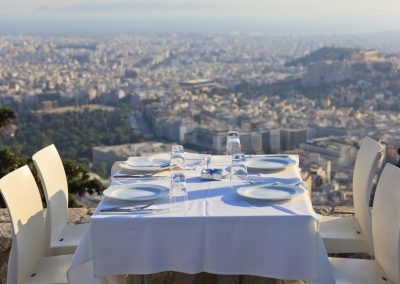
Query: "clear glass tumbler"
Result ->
[[226, 131, 241, 155], [230, 153, 248, 183], [170, 144, 185, 174], [170, 173, 188, 211]]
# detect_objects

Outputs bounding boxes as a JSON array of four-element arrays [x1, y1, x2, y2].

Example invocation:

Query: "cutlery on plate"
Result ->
[[112, 174, 168, 179], [247, 181, 302, 186], [102, 202, 155, 212], [120, 161, 170, 168], [246, 154, 289, 159], [268, 155, 290, 158], [99, 208, 164, 214]]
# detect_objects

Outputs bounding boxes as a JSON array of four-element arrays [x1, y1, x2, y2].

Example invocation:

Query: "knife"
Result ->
[[246, 154, 290, 159], [99, 208, 165, 214], [120, 161, 170, 168], [102, 202, 155, 212], [112, 174, 168, 179]]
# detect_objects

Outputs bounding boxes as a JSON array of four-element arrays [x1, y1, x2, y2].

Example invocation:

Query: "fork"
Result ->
[[120, 161, 170, 168], [247, 181, 302, 186], [101, 201, 155, 212]]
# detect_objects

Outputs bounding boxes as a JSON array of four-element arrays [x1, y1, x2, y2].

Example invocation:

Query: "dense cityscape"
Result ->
[[1, 32, 400, 206]]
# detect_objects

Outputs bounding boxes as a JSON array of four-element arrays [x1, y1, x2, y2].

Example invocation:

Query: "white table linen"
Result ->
[[68, 154, 335, 283]]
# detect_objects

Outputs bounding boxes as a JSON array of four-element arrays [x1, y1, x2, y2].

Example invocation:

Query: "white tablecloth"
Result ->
[[68, 154, 335, 283]]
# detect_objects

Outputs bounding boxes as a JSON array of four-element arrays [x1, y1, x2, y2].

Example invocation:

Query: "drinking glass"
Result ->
[[230, 153, 248, 183], [170, 173, 188, 211], [170, 144, 185, 174], [226, 131, 241, 155], [205, 155, 212, 169]]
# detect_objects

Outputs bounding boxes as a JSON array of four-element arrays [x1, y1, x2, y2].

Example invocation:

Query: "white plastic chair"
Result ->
[[329, 163, 400, 283], [0, 165, 72, 284], [284, 163, 400, 283], [320, 136, 382, 255], [32, 144, 88, 255]]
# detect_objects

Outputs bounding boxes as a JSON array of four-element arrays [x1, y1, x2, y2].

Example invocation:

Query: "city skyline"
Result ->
[[1, 0, 400, 34], [1, 31, 399, 206]]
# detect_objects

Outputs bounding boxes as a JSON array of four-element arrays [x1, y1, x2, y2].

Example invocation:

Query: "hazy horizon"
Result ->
[[1, 0, 400, 34]]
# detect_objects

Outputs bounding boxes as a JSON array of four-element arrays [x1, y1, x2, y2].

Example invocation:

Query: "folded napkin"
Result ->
[[126, 157, 169, 167], [109, 157, 170, 177]]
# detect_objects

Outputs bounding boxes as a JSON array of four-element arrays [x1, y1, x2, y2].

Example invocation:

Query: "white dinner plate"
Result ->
[[236, 184, 305, 201], [246, 156, 296, 171], [103, 184, 169, 202], [119, 157, 170, 174]]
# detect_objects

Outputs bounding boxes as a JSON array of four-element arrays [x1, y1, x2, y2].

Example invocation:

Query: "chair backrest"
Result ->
[[0, 165, 46, 284], [372, 163, 400, 283], [352, 136, 382, 255], [32, 144, 68, 242]]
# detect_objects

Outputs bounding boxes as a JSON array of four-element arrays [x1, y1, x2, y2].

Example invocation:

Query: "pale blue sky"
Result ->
[[1, 0, 399, 34]]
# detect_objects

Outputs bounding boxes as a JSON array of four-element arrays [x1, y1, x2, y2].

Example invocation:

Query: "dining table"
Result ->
[[67, 153, 335, 284]]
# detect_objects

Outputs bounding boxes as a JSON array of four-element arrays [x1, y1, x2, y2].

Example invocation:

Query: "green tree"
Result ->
[[0, 108, 16, 130], [1, 109, 139, 163], [96, 162, 107, 179], [0, 107, 106, 208], [0, 108, 21, 207], [0, 147, 26, 178], [63, 160, 105, 196]]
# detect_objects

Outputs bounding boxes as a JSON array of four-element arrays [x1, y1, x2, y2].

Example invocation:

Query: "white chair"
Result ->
[[32, 144, 88, 255], [0, 165, 72, 284], [284, 163, 400, 283], [320, 136, 382, 255], [329, 163, 400, 283]]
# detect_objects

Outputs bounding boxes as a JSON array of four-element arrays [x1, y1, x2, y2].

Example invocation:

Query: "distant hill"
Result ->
[[286, 47, 360, 66]]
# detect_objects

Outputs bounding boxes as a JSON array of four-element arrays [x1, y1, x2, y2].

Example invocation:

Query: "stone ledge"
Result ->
[[333, 206, 355, 215], [312, 205, 333, 215], [313, 205, 355, 217], [0, 209, 10, 224], [66, 208, 94, 225], [0, 224, 11, 253]]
